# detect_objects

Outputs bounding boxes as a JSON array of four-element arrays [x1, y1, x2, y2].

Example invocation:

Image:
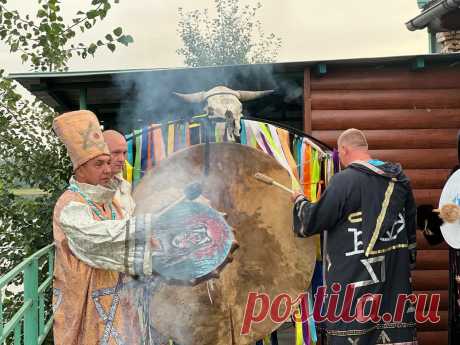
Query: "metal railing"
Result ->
[[0, 244, 55, 345]]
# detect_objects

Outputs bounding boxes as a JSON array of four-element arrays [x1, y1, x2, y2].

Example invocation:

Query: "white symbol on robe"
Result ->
[[326, 254, 332, 271], [345, 228, 364, 256], [351, 255, 386, 288], [380, 213, 405, 242], [348, 337, 359, 345], [377, 330, 391, 344]]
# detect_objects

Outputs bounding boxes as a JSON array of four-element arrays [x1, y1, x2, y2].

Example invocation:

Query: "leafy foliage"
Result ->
[[177, 0, 282, 67], [0, 0, 134, 71], [0, 71, 70, 274], [0, 1, 133, 342], [0, 66, 68, 345]]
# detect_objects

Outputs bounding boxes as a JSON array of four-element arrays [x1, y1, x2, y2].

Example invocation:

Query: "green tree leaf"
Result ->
[[107, 42, 116, 52], [87, 9, 98, 19], [113, 27, 122, 36], [37, 9, 47, 18], [88, 43, 97, 55], [117, 34, 133, 46]]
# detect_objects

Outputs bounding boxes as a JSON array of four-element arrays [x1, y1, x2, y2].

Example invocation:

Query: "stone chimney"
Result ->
[[436, 31, 460, 53]]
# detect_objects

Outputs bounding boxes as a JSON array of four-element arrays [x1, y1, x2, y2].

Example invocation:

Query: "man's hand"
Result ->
[[291, 191, 304, 203]]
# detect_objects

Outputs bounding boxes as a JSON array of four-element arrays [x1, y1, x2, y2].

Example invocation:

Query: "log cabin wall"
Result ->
[[303, 64, 460, 345]]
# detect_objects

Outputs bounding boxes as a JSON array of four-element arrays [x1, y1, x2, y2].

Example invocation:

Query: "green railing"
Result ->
[[0, 244, 55, 345]]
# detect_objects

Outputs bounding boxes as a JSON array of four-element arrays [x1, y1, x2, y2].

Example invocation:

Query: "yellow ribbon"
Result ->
[[123, 160, 133, 183], [294, 308, 304, 345], [167, 123, 174, 155], [310, 150, 321, 202]]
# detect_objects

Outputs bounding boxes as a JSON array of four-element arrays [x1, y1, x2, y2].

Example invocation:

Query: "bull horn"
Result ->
[[173, 91, 206, 103], [237, 90, 274, 102]]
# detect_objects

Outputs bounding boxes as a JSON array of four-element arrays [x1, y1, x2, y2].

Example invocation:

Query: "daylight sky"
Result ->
[[0, 0, 428, 74]]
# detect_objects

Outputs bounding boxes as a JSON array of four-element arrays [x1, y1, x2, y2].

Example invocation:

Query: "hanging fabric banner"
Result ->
[[167, 123, 175, 156], [133, 129, 142, 184], [146, 125, 153, 171], [152, 125, 166, 164]]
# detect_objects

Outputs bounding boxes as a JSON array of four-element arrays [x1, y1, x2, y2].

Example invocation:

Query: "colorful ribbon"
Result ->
[[133, 129, 142, 184]]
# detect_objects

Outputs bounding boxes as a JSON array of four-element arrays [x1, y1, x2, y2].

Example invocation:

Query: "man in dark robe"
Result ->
[[292, 128, 417, 345]]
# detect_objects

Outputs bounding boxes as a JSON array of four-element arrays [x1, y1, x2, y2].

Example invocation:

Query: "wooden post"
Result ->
[[303, 68, 312, 134]]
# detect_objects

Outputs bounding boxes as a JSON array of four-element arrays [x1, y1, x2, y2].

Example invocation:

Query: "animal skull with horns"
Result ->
[[174, 86, 274, 141]]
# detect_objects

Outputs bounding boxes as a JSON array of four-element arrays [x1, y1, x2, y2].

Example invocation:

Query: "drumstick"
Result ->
[[156, 182, 203, 217], [254, 172, 294, 194], [160, 195, 186, 216]]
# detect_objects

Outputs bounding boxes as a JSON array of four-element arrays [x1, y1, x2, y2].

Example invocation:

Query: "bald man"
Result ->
[[292, 129, 417, 345], [103, 130, 135, 217]]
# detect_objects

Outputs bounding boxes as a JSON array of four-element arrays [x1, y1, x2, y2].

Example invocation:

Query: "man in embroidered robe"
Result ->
[[103, 129, 135, 217], [292, 129, 417, 345], [52, 111, 159, 345]]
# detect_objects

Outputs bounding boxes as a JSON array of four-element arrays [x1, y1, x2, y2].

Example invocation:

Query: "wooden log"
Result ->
[[369, 149, 457, 169], [416, 311, 448, 331], [303, 68, 312, 134], [405, 169, 450, 190], [311, 89, 460, 110], [414, 290, 449, 310], [311, 108, 460, 130], [416, 231, 449, 250], [412, 270, 449, 290], [312, 129, 458, 150], [417, 331, 448, 345], [310, 67, 460, 90], [416, 250, 449, 270], [414, 189, 442, 206]]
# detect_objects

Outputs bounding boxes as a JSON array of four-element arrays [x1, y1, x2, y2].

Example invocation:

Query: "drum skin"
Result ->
[[133, 143, 316, 345]]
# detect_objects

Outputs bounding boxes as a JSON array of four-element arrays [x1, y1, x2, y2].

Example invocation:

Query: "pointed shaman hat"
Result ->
[[53, 110, 110, 170]]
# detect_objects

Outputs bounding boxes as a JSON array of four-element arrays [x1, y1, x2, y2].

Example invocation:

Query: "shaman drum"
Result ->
[[439, 169, 460, 248], [133, 143, 316, 345]]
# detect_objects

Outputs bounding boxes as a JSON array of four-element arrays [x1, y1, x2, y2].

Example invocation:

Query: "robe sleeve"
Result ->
[[58, 200, 155, 276], [293, 174, 347, 237]]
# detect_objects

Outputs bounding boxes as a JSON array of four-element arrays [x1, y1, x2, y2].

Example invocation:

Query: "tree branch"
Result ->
[[0, 5, 40, 30], [63, 3, 104, 34]]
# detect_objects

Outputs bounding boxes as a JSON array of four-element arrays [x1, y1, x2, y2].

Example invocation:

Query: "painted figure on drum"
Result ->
[[292, 129, 418, 345], [151, 200, 234, 282]]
